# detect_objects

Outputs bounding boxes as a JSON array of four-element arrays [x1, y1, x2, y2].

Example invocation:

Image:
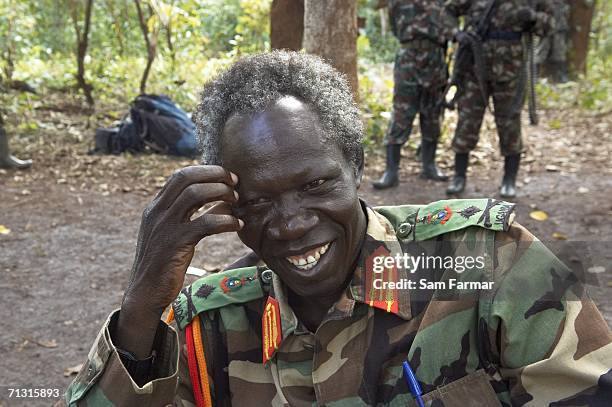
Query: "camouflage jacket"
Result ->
[[63, 199, 612, 406], [387, 0, 454, 89], [444, 0, 556, 82], [387, 0, 454, 46], [551, 0, 570, 33]]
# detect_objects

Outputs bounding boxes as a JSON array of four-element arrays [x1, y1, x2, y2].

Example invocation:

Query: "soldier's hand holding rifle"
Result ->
[[515, 6, 537, 31]]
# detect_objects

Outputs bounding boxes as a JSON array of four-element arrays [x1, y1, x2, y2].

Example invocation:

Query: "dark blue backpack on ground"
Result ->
[[91, 94, 197, 157], [130, 94, 197, 157]]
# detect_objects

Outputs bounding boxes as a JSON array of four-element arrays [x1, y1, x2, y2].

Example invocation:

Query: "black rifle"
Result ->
[[443, 0, 499, 109]]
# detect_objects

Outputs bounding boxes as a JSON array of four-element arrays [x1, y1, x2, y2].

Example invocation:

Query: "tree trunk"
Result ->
[[70, 0, 95, 107], [303, 0, 359, 97], [105, 0, 125, 56], [568, 0, 596, 76], [166, 0, 177, 69], [134, 0, 157, 94], [270, 0, 304, 51], [2, 17, 15, 81]]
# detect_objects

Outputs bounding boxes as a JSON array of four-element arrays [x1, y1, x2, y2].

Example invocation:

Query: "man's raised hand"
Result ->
[[116, 165, 242, 358]]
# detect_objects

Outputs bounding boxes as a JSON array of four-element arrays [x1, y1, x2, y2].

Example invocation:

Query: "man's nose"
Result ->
[[267, 209, 318, 241]]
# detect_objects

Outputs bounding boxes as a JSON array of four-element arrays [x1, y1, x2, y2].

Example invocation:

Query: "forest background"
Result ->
[[1, 0, 609, 147]]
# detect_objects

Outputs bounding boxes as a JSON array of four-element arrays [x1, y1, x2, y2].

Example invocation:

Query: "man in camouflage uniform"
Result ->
[[536, 0, 570, 83], [444, 0, 555, 198], [372, 0, 452, 189], [62, 52, 611, 406]]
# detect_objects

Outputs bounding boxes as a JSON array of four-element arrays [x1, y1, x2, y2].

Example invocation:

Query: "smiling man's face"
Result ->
[[220, 96, 366, 299]]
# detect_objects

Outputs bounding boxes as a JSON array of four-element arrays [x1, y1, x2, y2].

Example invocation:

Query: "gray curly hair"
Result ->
[[195, 51, 364, 171]]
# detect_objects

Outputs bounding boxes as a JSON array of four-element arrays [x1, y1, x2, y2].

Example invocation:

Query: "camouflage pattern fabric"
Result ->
[[444, 0, 556, 156], [452, 71, 524, 156], [536, 0, 569, 64], [443, 0, 556, 38], [387, 0, 453, 45], [384, 0, 452, 146], [385, 47, 448, 146], [62, 199, 612, 406]]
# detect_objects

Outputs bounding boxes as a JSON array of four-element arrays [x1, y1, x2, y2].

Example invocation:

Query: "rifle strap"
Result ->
[[527, 32, 539, 125], [510, 35, 529, 119], [509, 21, 539, 124]]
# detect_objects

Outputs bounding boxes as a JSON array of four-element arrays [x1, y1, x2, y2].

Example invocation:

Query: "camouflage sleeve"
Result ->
[[387, 0, 398, 38], [486, 223, 612, 405], [442, 0, 470, 35], [60, 310, 184, 406], [534, 0, 557, 36]]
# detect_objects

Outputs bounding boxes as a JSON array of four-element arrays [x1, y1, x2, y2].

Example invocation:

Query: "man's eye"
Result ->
[[303, 179, 326, 191]]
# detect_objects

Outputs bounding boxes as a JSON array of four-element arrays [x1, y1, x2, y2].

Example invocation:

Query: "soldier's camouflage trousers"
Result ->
[[452, 72, 524, 156], [385, 46, 447, 146]]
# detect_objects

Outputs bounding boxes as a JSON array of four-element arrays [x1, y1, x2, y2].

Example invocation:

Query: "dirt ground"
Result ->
[[0, 94, 611, 406]]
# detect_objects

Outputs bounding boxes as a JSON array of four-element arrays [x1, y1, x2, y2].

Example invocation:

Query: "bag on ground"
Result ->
[[91, 94, 197, 157]]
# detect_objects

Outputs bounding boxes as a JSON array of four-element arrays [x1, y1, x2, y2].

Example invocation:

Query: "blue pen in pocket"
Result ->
[[402, 360, 425, 407]]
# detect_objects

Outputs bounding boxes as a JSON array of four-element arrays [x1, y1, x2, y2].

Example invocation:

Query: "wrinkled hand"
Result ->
[[124, 165, 242, 312], [116, 165, 242, 357], [515, 6, 537, 30]]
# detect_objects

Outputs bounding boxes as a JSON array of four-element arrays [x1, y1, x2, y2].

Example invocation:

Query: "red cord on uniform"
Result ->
[[186, 322, 205, 407]]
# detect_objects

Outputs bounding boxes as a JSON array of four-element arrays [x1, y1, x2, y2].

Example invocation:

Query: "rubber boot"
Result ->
[[446, 153, 469, 195], [420, 139, 448, 181], [556, 63, 569, 84], [500, 154, 520, 198], [372, 144, 401, 189], [0, 125, 32, 170]]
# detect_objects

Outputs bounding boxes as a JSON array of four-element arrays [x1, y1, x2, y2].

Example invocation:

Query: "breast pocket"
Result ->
[[421, 369, 501, 407]]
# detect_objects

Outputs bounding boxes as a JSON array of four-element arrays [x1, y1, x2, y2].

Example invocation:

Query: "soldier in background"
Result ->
[[372, 0, 451, 190], [444, 0, 555, 198], [536, 0, 570, 83]]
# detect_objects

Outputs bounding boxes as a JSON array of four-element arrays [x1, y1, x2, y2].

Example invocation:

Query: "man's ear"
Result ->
[[354, 148, 365, 189]]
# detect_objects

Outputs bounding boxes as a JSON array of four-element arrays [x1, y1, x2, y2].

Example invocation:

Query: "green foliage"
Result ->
[[195, 0, 243, 56], [358, 62, 394, 149], [358, 0, 398, 64], [0, 0, 37, 79], [537, 0, 612, 113], [231, 0, 271, 55], [1, 0, 608, 150], [0, 0, 272, 110], [579, 0, 611, 111]]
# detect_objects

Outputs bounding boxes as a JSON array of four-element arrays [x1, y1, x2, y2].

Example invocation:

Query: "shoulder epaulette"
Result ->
[[376, 199, 515, 242], [414, 198, 515, 240], [172, 266, 269, 330]]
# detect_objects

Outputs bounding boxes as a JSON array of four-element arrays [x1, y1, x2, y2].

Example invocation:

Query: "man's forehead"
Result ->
[[223, 96, 316, 133], [220, 97, 326, 158]]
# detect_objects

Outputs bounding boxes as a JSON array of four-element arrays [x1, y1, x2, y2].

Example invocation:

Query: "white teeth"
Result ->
[[285, 242, 332, 270]]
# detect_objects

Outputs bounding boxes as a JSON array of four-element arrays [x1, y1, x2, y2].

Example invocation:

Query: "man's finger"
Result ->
[[156, 165, 238, 209], [170, 182, 238, 222], [187, 213, 243, 241], [205, 202, 234, 216]]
